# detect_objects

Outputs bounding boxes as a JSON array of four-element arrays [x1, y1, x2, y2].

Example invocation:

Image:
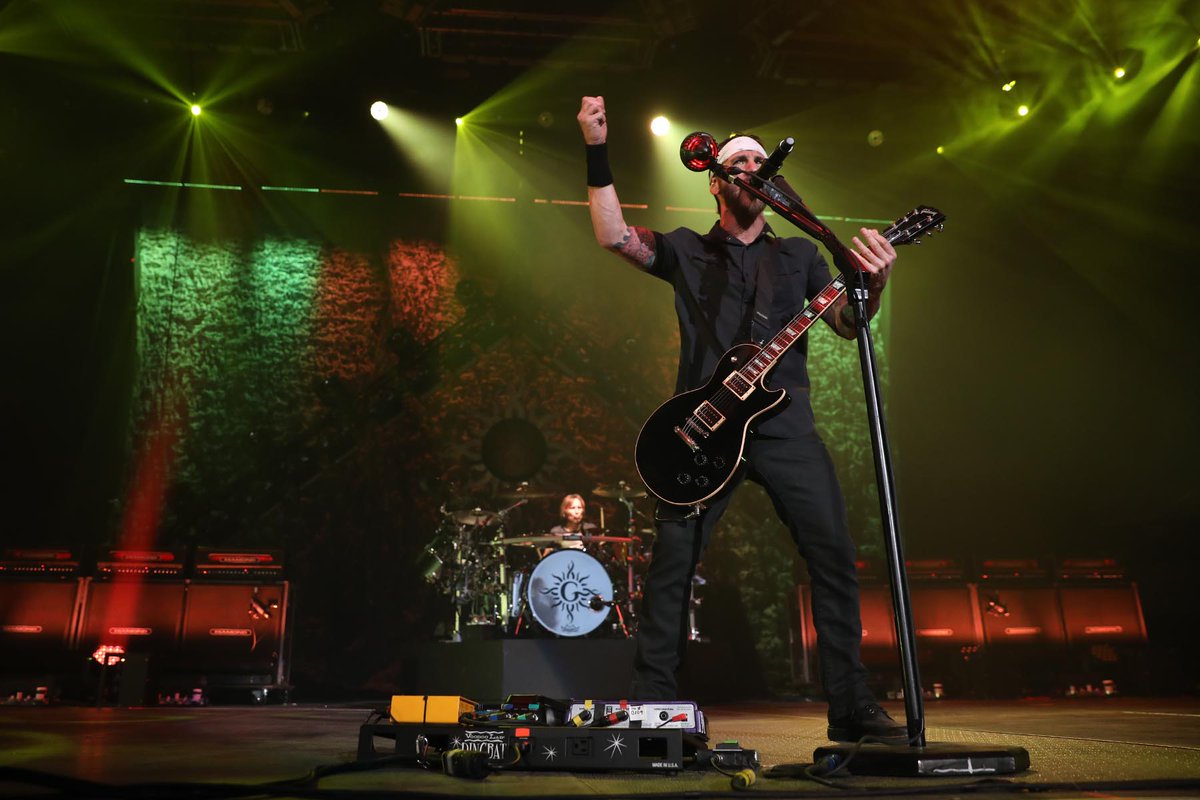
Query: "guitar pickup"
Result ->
[[673, 425, 700, 451], [721, 372, 754, 400], [693, 401, 725, 432]]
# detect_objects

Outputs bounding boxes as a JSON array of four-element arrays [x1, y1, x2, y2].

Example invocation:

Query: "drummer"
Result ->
[[543, 493, 597, 557]]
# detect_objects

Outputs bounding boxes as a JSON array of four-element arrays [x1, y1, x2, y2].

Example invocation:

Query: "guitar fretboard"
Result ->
[[730, 274, 848, 389], [724, 272, 849, 391]]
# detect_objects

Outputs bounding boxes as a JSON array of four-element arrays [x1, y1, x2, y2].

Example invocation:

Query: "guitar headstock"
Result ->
[[883, 205, 945, 246]]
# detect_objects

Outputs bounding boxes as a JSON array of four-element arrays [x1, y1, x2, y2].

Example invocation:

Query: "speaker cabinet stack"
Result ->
[[0, 547, 292, 703], [904, 559, 982, 697], [0, 548, 85, 695], [974, 558, 1067, 695], [1054, 558, 1147, 694], [167, 549, 292, 697], [77, 549, 188, 656], [795, 555, 1149, 698]]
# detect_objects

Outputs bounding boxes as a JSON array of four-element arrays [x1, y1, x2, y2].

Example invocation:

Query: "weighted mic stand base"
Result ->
[[813, 742, 1030, 777]]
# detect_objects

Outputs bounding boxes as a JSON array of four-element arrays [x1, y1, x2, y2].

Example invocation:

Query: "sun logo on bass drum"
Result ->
[[538, 559, 597, 623]]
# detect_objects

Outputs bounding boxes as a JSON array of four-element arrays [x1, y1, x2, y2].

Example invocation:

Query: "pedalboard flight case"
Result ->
[[358, 721, 688, 771]]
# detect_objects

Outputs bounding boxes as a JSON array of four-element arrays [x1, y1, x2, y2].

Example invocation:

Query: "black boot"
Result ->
[[827, 702, 908, 743]]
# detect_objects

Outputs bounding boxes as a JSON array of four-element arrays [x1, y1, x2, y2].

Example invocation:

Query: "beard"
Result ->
[[720, 180, 766, 219]]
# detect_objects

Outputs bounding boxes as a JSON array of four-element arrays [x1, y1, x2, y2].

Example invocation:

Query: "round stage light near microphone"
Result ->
[[679, 131, 717, 171], [650, 115, 670, 136]]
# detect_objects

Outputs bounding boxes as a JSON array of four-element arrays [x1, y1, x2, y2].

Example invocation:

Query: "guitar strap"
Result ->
[[674, 232, 784, 359], [750, 237, 783, 346]]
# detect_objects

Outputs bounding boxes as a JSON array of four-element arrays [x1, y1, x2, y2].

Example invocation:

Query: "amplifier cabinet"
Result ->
[[0, 578, 85, 664], [1058, 583, 1147, 645], [76, 579, 186, 654], [910, 585, 984, 650], [978, 586, 1066, 646], [174, 581, 291, 686]]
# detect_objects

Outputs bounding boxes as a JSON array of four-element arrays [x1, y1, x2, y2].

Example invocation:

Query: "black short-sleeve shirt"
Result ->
[[647, 221, 835, 437]]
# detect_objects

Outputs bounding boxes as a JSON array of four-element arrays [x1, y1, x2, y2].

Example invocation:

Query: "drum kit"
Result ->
[[417, 481, 663, 641]]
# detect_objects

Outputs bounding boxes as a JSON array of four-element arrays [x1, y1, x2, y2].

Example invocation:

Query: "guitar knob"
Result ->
[[676, 473, 692, 485], [694, 476, 710, 488], [712, 457, 726, 469], [693, 453, 708, 466]]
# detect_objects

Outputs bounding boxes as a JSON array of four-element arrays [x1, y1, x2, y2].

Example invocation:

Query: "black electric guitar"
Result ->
[[634, 205, 945, 506]]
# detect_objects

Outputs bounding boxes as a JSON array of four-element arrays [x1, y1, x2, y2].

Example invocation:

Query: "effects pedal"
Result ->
[[566, 700, 706, 736]]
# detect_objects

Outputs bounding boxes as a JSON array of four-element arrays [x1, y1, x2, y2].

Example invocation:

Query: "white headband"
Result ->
[[716, 136, 767, 165]]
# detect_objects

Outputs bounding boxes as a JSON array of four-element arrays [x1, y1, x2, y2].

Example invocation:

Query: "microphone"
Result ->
[[756, 137, 794, 179], [679, 131, 718, 172]]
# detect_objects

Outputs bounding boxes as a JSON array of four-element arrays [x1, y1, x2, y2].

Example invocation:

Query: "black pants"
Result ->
[[630, 432, 874, 720]]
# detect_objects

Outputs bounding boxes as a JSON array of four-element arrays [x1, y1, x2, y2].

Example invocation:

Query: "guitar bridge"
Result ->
[[673, 425, 700, 452]]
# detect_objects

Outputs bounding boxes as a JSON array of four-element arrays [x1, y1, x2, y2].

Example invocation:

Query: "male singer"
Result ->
[[577, 95, 906, 743]]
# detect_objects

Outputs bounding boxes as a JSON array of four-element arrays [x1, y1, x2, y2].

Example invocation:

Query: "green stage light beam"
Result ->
[[378, 107, 459, 194]]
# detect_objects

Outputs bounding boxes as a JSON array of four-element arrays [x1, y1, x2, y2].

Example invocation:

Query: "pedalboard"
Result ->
[[359, 721, 689, 771]]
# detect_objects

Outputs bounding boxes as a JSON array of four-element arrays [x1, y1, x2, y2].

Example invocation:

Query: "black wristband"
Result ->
[[586, 143, 614, 187]]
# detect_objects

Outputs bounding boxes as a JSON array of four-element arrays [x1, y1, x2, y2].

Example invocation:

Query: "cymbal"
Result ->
[[500, 535, 563, 546], [495, 487, 558, 501], [592, 481, 648, 500], [448, 508, 499, 526], [581, 535, 636, 543]]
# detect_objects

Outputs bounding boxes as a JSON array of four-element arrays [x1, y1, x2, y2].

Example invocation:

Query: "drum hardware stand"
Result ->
[[440, 500, 531, 643], [508, 591, 529, 637], [613, 492, 641, 625], [588, 596, 630, 638]]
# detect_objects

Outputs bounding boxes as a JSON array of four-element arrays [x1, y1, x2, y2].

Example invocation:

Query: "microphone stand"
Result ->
[[710, 164, 1028, 776]]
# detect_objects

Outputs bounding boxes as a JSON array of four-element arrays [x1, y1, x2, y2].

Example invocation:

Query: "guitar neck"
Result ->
[[734, 224, 911, 385], [734, 272, 850, 385]]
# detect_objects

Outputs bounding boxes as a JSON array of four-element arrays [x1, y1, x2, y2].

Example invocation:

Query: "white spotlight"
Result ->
[[650, 115, 670, 136], [370, 101, 389, 121]]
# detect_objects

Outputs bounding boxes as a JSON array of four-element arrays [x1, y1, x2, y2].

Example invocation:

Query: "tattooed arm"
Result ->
[[588, 186, 657, 269], [578, 95, 657, 270]]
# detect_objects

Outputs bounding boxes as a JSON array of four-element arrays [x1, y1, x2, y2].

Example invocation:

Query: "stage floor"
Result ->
[[2, 696, 1198, 798]]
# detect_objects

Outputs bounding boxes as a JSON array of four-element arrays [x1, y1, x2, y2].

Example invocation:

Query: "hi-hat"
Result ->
[[593, 481, 647, 500], [448, 508, 499, 526]]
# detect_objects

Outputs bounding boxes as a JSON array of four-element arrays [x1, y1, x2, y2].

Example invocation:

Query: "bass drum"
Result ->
[[527, 549, 613, 637]]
